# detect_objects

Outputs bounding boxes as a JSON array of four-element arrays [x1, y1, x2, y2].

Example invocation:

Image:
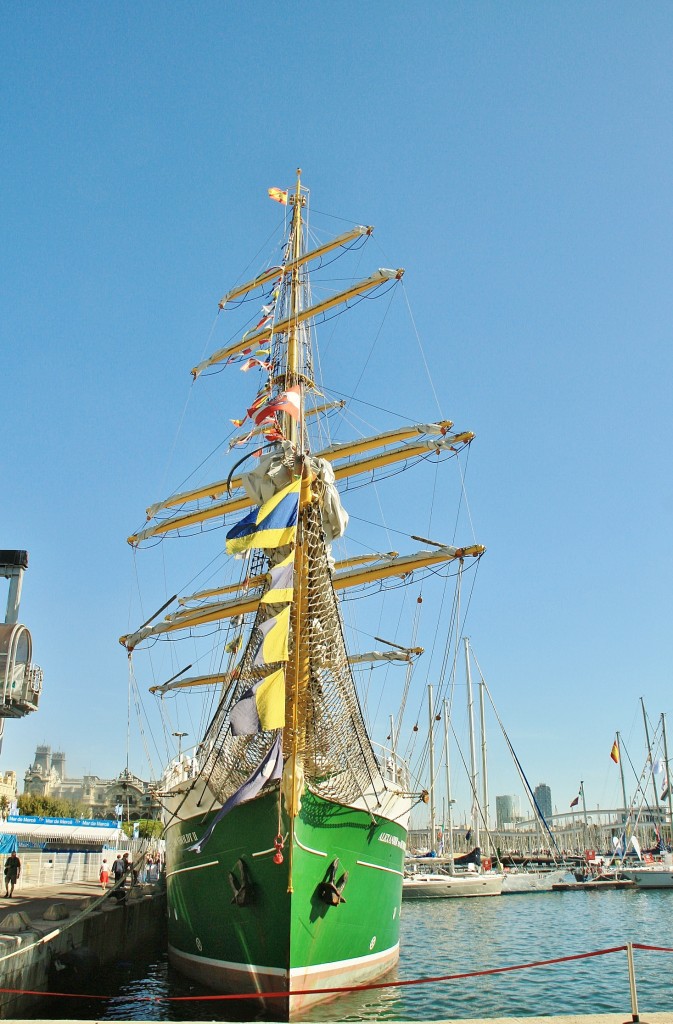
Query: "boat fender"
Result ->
[[317, 858, 348, 906], [228, 858, 253, 906]]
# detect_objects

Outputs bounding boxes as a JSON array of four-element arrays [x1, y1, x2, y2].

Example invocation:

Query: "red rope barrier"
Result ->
[[632, 942, 673, 953], [0, 942, 635, 1002]]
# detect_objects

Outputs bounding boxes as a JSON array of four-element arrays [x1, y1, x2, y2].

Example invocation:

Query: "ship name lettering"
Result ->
[[378, 832, 405, 850]]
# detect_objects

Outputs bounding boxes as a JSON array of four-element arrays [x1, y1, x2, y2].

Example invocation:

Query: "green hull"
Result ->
[[165, 787, 406, 1017]]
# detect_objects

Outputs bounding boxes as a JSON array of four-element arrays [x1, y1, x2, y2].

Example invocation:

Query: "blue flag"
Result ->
[[189, 733, 283, 853], [226, 479, 300, 555]]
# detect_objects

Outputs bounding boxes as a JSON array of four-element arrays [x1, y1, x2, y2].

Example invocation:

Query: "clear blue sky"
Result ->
[[3, 2, 673, 823]]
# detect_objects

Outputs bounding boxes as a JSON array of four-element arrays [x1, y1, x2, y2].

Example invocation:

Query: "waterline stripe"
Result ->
[[170, 945, 287, 977], [169, 941, 399, 978], [290, 942, 399, 977]]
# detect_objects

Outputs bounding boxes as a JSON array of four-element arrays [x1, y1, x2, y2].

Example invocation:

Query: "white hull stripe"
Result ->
[[169, 941, 399, 978], [356, 859, 404, 877], [294, 836, 328, 857], [166, 859, 219, 878]]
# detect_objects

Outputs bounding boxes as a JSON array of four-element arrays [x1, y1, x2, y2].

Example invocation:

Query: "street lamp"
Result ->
[[173, 732, 188, 757]]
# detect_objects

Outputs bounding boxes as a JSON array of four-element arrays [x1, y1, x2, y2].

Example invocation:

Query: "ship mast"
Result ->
[[286, 169, 310, 890], [285, 167, 305, 447]]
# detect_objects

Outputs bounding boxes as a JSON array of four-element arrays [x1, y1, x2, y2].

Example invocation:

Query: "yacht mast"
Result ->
[[478, 670, 490, 857], [640, 697, 660, 817], [443, 697, 455, 873], [660, 713, 673, 846], [428, 685, 437, 853], [580, 780, 589, 854], [616, 730, 629, 836], [464, 637, 479, 850]]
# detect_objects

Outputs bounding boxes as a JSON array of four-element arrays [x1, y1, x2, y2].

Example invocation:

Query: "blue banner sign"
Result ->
[[7, 816, 118, 828]]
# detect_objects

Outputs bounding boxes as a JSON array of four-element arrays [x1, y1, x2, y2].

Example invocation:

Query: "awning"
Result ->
[[0, 821, 123, 848]]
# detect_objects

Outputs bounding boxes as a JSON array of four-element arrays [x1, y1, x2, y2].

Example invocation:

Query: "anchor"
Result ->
[[228, 858, 253, 906], [317, 857, 348, 906]]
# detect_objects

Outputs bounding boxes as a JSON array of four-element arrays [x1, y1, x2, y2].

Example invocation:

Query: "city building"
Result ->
[[534, 783, 552, 820], [495, 794, 521, 829], [0, 771, 17, 816], [23, 745, 160, 821]]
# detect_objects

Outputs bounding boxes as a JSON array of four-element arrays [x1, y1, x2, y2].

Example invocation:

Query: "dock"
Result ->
[[0, 878, 165, 1019]]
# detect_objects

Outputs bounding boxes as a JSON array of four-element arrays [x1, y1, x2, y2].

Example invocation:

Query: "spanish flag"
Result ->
[[611, 739, 620, 764], [252, 606, 290, 669], [268, 187, 288, 205], [226, 479, 300, 555]]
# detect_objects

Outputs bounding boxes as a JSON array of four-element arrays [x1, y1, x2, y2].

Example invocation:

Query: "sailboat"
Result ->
[[401, 688, 501, 897], [402, 654, 503, 899], [616, 708, 673, 889], [120, 171, 484, 1017], [463, 643, 569, 893]]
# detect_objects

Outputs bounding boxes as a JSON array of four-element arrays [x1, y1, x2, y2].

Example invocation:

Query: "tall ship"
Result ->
[[121, 171, 483, 1017]]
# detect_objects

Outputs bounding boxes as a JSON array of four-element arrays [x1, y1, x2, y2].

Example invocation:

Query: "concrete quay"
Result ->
[[0, 879, 166, 1019], [435, 1017, 673, 1024]]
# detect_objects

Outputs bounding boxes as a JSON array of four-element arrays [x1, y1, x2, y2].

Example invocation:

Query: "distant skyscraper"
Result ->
[[495, 794, 520, 828], [534, 783, 552, 820]]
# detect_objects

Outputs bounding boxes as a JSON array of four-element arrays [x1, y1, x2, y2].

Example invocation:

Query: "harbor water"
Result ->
[[30, 888, 673, 1021]]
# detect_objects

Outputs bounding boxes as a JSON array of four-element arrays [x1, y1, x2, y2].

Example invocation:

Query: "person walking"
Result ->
[[111, 854, 126, 887], [4, 852, 21, 897], [99, 858, 110, 891]]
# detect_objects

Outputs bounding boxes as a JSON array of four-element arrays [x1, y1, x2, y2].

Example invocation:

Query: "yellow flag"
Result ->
[[253, 606, 290, 669], [256, 668, 286, 729]]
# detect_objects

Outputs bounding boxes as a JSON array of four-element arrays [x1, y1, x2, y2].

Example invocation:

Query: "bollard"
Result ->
[[625, 941, 648, 1024]]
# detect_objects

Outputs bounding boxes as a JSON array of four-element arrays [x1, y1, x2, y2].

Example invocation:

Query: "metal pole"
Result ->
[[617, 731, 629, 823], [428, 685, 436, 853], [389, 714, 397, 784], [464, 638, 479, 850], [661, 713, 673, 848], [580, 781, 589, 855], [478, 671, 490, 856], [626, 942, 640, 1023], [444, 698, 455, 873], [641, 696, 660, 826]]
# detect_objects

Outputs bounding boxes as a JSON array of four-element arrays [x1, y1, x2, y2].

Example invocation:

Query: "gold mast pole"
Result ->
[[286, 167, 305, 446], [286, 169, 310, 892]]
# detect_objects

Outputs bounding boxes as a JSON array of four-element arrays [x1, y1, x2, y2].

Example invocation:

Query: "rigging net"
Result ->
[[200, 495, 381, 807]]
